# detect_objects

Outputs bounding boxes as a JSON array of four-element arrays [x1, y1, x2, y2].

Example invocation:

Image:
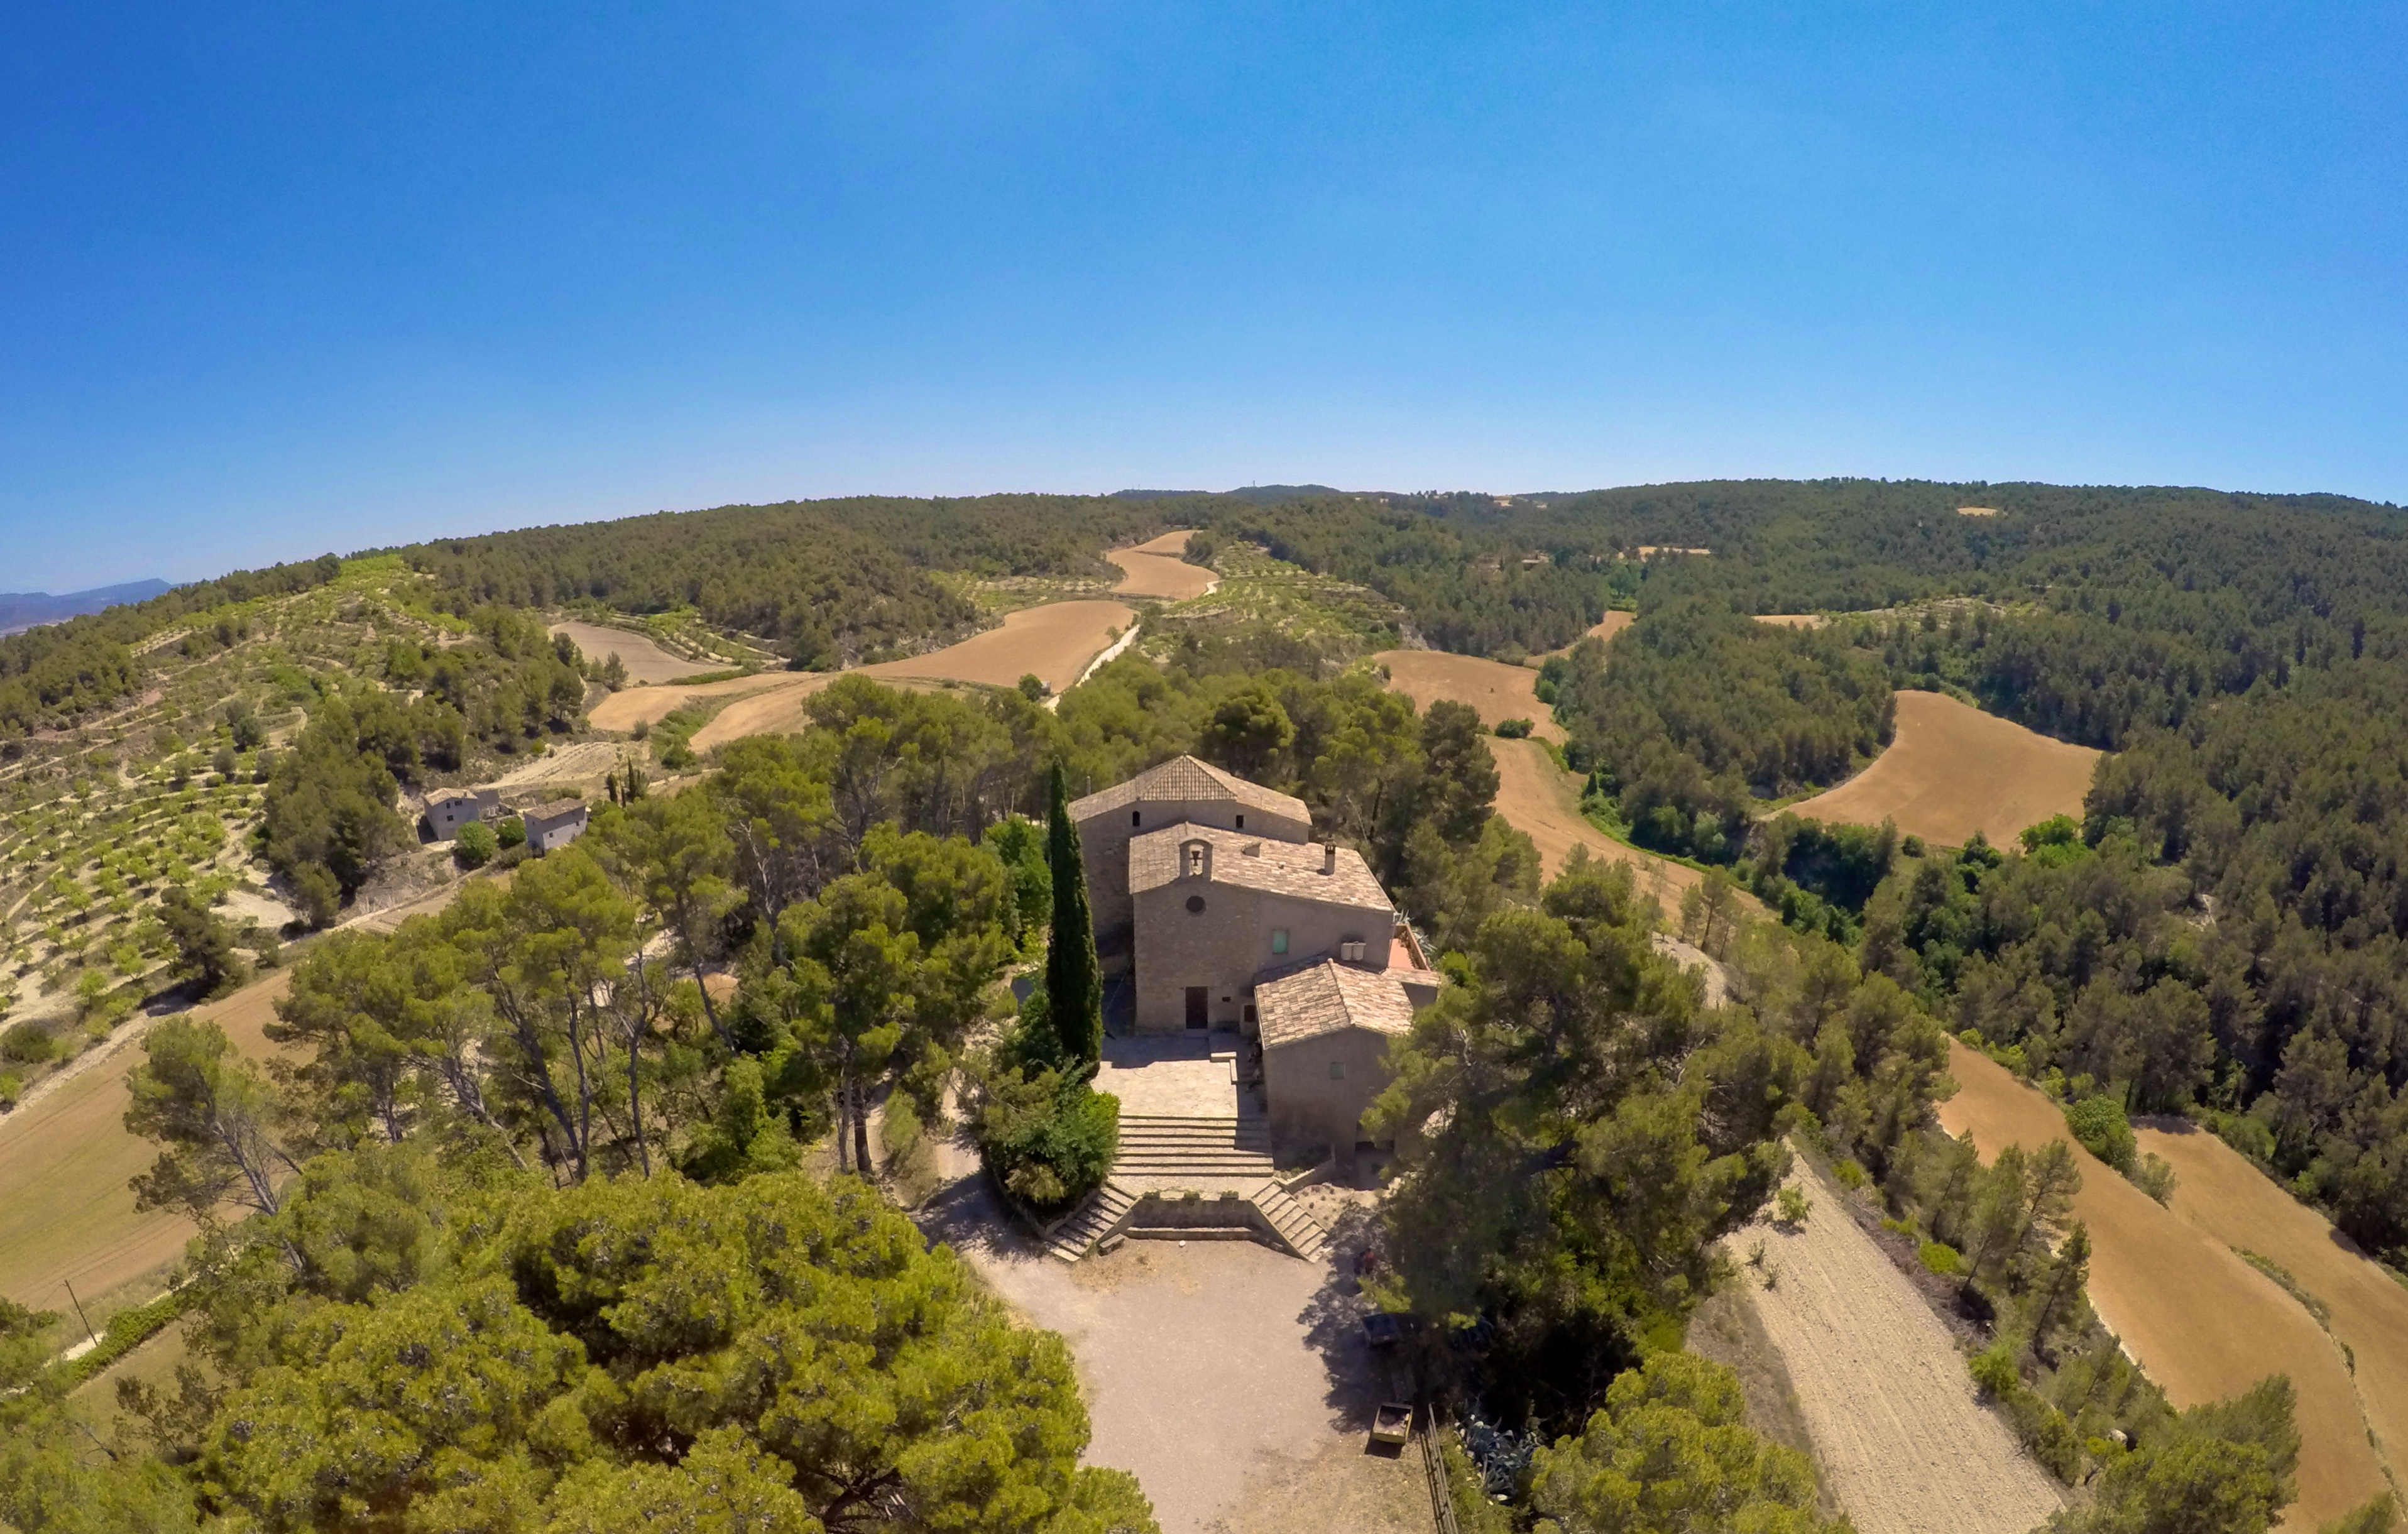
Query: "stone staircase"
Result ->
[[1112, 1114, 1276, 1178], [1045, 1180, 1137, 1263], [1249, 1180, 1332, 1263]]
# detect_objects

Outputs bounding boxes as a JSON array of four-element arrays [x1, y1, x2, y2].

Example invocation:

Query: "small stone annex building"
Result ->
[[1070, 756, 1438, 1156]]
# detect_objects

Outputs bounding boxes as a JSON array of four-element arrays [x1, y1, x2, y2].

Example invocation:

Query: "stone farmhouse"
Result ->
[[424, 787, 501, 840], [1071, 756, 1438, 1157], [522, 798, 591, 855]]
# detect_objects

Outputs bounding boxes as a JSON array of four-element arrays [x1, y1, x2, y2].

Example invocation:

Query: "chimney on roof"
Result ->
[[1322, 843, 1337, 875]]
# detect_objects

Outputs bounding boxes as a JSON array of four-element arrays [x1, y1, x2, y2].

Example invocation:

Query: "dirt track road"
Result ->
[[1732, 1163, 2061, 1534], [1788, 692, 2101, 849], [1940, 1044, 2384, 1526], [2137, 1122, 2408, 1499], [1107, 532, 1218, 600]]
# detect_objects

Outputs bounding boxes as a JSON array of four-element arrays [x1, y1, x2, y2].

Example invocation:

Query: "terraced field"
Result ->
[[547, 620, 698, 684]]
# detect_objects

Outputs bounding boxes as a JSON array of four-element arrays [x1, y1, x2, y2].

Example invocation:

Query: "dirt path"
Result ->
[[1787, 691, 2101, 848], [2137, 1122, 2408, 1499], [1107, 532, 1219, 600], [547, 621, 699, 684], [1729, 1162, 2062, 1534], [1939, 1044, 2385, 1526], [1372, 650, 1565, 743]]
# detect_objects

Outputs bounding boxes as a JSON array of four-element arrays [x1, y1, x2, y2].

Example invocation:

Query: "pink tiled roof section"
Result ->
[[1256, 960, 1435, 1049], [1068, 754, 1308, 826], [1129, 822, 1389, 910]]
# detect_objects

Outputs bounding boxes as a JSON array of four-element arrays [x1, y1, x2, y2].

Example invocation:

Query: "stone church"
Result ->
[[1069, 756, 1440, 1155]]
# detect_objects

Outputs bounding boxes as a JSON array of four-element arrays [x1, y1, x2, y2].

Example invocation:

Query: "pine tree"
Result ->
[[1044, 762, 1102, 1063], [2029, 1220, 2091, 1362]]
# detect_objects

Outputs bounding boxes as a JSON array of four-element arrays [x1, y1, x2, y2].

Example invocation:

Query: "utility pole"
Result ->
[[62, 1278, 97, 1349]]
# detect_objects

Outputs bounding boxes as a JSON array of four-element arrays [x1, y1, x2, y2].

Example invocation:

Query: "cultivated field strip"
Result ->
[[1729, 1162, 2063, 1534], [2137, 1124, 2408, 1506], [1105, 531, 1219, 600], [1940, 1044, 2387, 1528]]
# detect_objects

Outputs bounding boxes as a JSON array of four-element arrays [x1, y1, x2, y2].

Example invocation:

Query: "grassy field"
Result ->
[[1940, 1043, 2387, 1528], [1785, 690, 2102, 848]]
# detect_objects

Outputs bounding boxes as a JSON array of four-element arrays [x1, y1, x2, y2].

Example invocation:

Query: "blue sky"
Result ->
[[3, 2, 2401, 592]]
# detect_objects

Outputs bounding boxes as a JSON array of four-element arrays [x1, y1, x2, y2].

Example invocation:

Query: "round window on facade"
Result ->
[[1185, 895, 1206, 914]]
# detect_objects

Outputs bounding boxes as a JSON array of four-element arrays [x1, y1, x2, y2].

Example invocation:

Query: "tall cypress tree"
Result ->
[[1044, 762, 1103, 1063]]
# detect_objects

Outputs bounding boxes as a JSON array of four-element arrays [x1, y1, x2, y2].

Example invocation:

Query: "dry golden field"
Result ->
[[0, 973, 290, 1315], [1105, 530, 1219, 600], [1372, 650, 1565, 743], [1786, 691, 2101, 847], [1940, 1044, 2386, 1527], [2137, 1122, 2408, 1503]]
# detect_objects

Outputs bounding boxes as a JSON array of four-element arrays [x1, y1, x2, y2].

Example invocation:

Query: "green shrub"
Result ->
[[2133, 1151, 2179, 1206], [0, 1071, 21, 1109], [2065, 1094, 2137, 1172], [1969, 1338, 2020, 1399], [1918, 1239, 1963, 1276], [454, 819, 498, 869], [496, 815, 527, 850], [1494, 717, 1535, 739], [1832, 1158, 1867, 1190], [53, 1288, 189, 1388], [973, 1053, 1120, 1212], [1, 1020, 57, 1064], [1774, 1184, 1812, 1227]]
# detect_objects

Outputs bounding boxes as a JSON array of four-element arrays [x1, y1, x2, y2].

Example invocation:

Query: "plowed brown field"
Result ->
[[1787, 691, 2101, 848], [1939, 1044, 2384, 1527], [0, 974, 290, 1313], [548, 622, 696, 684], [1106, 531, 1218, 600], [589, 670, 794, 732], [686, 600, 1133, 751], [1730, 1161, 2062, 1534], [2137, 1122, 2408, 1497], [1372, 650, 1565, 743]]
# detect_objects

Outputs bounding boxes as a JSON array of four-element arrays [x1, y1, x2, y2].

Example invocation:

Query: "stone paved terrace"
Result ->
[[1095, 1031, 1247, 1117]]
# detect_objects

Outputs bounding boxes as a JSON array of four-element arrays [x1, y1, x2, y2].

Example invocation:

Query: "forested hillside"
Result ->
[[1548, 598, 1893, 862], [395, 495, 1181, 669]]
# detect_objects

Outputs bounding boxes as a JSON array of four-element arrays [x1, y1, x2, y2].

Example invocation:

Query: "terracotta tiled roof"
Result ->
[[1256, 960, 1437, 1049], [1068, 755, 1308, 825], [1129, 822, 1389, 910]]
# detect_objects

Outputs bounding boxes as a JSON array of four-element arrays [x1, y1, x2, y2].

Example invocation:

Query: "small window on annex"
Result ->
[[1270, 929, 1289, 955]]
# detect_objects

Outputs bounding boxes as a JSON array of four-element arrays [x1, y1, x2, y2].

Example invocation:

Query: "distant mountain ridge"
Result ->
[[0, 578, 172, 635]]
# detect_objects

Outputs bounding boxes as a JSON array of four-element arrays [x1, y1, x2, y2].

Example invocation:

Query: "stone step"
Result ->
[[1249, 1181, 1332, 1262], [1044, 1181, 1138, 1263]]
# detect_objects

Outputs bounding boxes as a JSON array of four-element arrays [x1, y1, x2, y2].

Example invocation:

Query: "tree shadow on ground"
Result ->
[[912, 1164, 1043, 1268], [1294, 1203, 1404, 1435]]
